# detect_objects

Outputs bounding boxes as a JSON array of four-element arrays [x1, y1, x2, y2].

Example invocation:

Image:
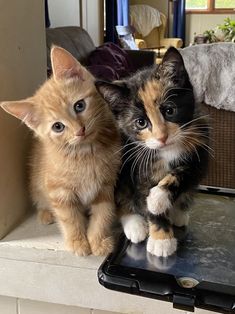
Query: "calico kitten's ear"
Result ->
[[161, 47, 191, 88], [51, 46, 84, 81], [0, 100, 38, 129], [95, 80, 129, 114], [162, 47, 184, 65]]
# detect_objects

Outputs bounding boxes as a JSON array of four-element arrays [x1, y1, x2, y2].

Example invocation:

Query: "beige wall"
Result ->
[[186, 13, 235, 45], [48, 0, 80, 27], [47, 0, 103, 46], [81, 0, 104, 46], [0, 0, 47, 239]]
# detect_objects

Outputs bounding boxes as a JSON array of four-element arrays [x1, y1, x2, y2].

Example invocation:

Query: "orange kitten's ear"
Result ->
[[0, 100, 38, 129], [51, 46, 83, 81]]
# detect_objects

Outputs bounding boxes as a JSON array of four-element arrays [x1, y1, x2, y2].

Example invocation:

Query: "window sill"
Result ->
[[186, 9, 235, 14], [0, 214, 188, 314]]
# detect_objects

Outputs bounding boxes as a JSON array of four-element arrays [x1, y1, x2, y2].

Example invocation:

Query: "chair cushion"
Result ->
[[46, 26, 96, 68]]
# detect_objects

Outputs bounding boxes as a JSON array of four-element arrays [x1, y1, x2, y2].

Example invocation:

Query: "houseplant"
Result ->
[[203, 29, 219, 43], [218, 17, 235, 42]]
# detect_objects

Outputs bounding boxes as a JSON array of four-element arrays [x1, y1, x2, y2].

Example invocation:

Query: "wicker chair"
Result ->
[[130, 11, 183, 56], [200, 103, 235, 191]]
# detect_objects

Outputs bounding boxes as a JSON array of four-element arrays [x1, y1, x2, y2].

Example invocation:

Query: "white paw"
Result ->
[[121, 214, 148, 243], [147, 237, 177, 257], [170, 209, 189, 227], [147, 186, 172, 215]]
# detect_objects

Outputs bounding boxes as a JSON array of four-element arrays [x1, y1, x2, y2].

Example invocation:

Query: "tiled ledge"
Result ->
[[0, 214, 217, 314]]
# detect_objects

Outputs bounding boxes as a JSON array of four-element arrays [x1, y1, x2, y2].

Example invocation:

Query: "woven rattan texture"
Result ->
[[201, 103, 235, 189]]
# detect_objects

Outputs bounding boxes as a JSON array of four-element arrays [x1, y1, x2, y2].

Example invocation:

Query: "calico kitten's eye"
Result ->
[[135, 118, 148, 130], [162, 106, 176, 118], [52, 122, 65, 133], [74, 100, 86, 113]]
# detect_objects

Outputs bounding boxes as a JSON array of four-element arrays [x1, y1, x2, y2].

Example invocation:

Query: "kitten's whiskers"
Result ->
[[120, 144, 144, 173]]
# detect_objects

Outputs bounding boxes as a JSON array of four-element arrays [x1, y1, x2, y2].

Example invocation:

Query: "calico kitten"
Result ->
[[95, 47, 209, 257], [0, 46, 121, 256]]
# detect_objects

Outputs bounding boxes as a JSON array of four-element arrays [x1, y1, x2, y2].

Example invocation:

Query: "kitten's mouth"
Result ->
[[69, 135, 85, 146]]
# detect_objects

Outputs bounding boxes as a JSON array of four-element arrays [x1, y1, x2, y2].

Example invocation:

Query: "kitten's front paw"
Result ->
[[65, 237, 91, 256], [89, 236, 114, 256], [147, 237, 177, 257], [121, 214, 148, 243], [37, 209, 55, 225], [147, 186, 172, 215]]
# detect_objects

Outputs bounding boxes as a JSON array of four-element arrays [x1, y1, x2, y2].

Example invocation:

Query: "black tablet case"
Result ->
[[98, 194, 235, 313]]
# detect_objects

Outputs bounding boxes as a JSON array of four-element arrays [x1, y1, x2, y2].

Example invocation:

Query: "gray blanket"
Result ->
[[180, 43, 235, 112]]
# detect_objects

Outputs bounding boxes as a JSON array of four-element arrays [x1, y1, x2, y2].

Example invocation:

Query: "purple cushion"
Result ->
[[87, 64, 119, 81], [88, 42, 135, 80]]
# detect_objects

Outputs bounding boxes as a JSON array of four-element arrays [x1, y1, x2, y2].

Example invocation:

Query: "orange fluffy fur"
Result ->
[[0, 47, 121, 256]]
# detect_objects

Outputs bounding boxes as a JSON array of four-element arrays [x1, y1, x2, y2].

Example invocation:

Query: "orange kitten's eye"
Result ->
[[52, 122, 65, 133], [135, 118, 148, 130], [74, 100, 86, 113]]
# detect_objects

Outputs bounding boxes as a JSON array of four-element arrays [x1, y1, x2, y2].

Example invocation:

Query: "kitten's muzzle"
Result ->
[[76, 126, 85, 137], [158, 134, 168, 145]]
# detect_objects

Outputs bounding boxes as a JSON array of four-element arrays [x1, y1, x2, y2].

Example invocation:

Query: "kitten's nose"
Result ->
[[76, 127, 85, 137], [157, 134, 168, 145]]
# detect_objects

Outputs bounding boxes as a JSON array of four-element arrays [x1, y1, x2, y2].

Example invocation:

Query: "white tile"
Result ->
[[92, 310, 123, 314], [187, 309, 220, 314], [19, 299, 90, 314], [0, 295, 17, 314], [92, 304, 186, 314]]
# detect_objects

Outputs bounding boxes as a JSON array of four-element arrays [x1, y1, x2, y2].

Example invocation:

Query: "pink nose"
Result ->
[[157, 134, 168, 144], [76, 127, 85, 137]]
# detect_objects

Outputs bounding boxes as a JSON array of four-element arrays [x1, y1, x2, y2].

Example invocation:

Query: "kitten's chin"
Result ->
[[159, 144, 185, 163]]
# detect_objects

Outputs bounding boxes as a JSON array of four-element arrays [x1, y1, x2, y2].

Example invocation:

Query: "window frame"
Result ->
[[186, 0, 235, 14]]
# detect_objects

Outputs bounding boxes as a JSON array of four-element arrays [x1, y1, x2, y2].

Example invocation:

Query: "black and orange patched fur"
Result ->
[[95, 47, 209, 257]]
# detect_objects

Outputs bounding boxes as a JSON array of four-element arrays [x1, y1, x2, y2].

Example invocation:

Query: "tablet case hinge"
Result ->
[[173, 294, 195, 312]]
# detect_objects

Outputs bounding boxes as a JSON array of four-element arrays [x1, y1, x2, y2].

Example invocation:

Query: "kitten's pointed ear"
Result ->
[[51, 46, 83, 81], [95, 80, 128, 106], [0, 100, 38, 129], [162, 47, 184, 65], [161, 47, 191, 88], [95, 80, 129, 115]]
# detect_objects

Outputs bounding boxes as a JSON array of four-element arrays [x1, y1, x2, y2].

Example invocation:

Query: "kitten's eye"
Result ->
[[52, 122, 65, 133], [74, 100, 86, 113], [135, 118, 148, 130], [163, 106, 176, 117]]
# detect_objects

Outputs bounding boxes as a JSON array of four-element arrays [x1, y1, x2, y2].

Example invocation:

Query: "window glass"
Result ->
[[186, 0, 207, 9], [215, 0, 235, 8]]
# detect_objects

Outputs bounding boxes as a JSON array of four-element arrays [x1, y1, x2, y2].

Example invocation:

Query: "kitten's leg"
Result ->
[[147, 213, 177, 257], [54, 205, 90, 256], [31, 183, 56, 225], [37, 209, 55, 225], [121, 213, 148, 243], [146, 179, 174, 216], [170, 208, 189, 227], [49, 188, 90, 256], [34, 194, 55, 225], [87, 189, 115, 256], [170, 193, 193, 227]]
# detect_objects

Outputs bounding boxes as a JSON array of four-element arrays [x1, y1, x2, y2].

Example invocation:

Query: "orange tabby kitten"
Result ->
[[0, 46, 121, 256]]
